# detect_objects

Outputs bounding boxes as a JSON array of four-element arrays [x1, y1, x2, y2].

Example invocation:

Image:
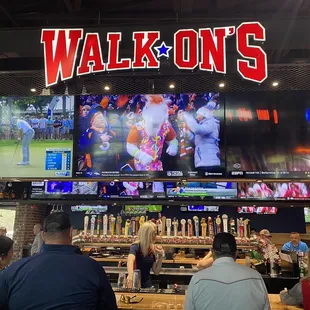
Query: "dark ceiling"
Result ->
[[0, 0, 309, 95], [0, 0, 308, 28]]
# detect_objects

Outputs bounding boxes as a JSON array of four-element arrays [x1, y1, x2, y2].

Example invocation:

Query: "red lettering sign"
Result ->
[[236, 22, 268, 83], [41, 22, 268, 87], [41, 29, 83, 86], [174, 29, 198, 70]]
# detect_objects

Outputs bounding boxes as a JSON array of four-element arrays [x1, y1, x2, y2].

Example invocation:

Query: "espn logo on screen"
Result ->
[[232, 171, 244, 176]]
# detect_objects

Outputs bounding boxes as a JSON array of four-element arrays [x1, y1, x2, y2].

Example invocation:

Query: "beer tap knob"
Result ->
[[166, 218, 172, 237]]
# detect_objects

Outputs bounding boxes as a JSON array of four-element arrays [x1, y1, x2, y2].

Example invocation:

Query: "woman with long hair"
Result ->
[[127, 222, 164, 288], [0, 236, 14, 270], [280, 249, 310, 307]]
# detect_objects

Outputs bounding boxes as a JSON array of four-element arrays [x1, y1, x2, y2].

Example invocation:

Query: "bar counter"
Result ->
[[115, 293, 302, 309]]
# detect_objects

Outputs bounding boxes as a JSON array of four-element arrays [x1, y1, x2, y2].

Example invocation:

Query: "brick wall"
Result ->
[[13, 204, 47, 260]]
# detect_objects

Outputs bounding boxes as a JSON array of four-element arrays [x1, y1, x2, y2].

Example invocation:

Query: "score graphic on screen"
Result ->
[[74, 93, 225, 178], [0, 96, 74, 178], [45, 149, 71, 176]]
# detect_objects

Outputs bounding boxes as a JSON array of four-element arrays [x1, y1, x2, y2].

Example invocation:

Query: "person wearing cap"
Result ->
[[183, 100, 220, 171], [259, 229, 272, 244], [0, 236, 13, 270], [0, 212, 117, 310], [184, 233, 270, 310], [282, 232, 308, 254], [11, 116, 35, 165]]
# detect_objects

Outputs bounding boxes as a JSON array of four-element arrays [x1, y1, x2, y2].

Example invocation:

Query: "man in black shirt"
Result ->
[[0, 212, 117, 310]]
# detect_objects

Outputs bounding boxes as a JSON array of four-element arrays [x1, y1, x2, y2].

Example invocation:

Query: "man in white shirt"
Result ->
[[12, 117, 35, 165], [31, 223, 43, 255], [184, 233, 270, 310]]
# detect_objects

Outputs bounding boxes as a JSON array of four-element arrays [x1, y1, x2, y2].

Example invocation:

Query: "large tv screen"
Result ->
[[98, 181, 166, 199], [238, 182, 310, 200], [226, 91, 310, 179], [0, 96, 74, 178], [166, 181, 237, 199], [30, 181, 98, 199], [74, 93, 225, 178]]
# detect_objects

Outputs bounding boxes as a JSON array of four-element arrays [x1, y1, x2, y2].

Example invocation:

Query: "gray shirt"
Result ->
[[31, 233, 43, 255], [184, 257, 270, 310]]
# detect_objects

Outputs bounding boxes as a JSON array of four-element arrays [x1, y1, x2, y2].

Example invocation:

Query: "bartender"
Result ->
[[127, 222, 165, 288], [282, 232, 308, 254]]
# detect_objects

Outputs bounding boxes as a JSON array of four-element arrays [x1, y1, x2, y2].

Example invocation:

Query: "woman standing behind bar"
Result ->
[[127, 222, 165, 288]]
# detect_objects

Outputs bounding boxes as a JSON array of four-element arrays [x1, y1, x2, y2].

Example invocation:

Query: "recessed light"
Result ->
[[30, 88, 36, 92], [169, 83, 175, 89], [104, 85, 110, 91], [219, 83, 225, 88], [114, 179, 119, 182], [272, 81, 279, 87]]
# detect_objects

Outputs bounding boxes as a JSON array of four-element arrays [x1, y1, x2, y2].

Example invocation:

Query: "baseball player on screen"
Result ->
[[11, 116, 35, 165]]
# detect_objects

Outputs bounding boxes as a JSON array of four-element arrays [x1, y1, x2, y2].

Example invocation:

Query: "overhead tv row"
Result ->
[[27, 181, 310, 201], [2, 92, 310, 179]]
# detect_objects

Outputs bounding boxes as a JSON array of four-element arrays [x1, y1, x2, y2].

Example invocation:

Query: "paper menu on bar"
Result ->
[[279, 253, 293, 263]]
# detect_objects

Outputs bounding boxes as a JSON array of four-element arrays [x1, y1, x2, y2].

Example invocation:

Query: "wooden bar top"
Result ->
[[115, 293, 302, 309], [94, 257, 246, 265]]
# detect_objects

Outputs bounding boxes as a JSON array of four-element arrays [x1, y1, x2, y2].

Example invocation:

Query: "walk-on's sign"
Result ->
[[41, 22, 268, 87]]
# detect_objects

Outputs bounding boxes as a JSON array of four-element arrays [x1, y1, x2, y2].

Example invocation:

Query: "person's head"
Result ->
[[42, 212, 72, 245], [82, 105, 91, 117], [33, 223, 42, 236], [290, 232, 300, 246], [0, 236, 14, 269], [212, 232, 237, 260], [136, 221, 156, 257], [259, 229, 272, 241], [196, 101, 216, 121], [0, 227, 7, 236]]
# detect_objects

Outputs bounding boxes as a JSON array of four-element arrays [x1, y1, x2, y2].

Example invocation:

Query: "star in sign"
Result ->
[[154, 42, 173, 58]]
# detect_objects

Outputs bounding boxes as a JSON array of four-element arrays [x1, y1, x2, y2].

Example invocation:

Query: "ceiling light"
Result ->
[[219, 83, 225, 88], [114, 179, 119, 182], [104, 85, 110, 91], [30, 88, 36, 92], [169, 83, 175, 89], [272, 81, 279, 87]]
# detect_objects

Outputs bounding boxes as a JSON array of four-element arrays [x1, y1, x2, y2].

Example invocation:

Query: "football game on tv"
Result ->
[[74, 93, 225, 178], [226, 91, 310, 179]]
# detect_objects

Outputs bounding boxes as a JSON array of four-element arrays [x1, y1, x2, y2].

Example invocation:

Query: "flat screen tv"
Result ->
[[30, 181, 98, 199], [237, 206, 278, 214], [98, 181, 166, 199], [0, 96, 75, 177], [238, 182, 310, 200], [166, 182, 237, 200], [73, 93, 225, 179], [226, 91, 310, 179]]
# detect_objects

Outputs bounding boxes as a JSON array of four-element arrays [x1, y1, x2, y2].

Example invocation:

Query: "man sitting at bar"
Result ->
[[0, 212, 117, 310], [184, 232, 270, 310], [282, 232, 308, 254]]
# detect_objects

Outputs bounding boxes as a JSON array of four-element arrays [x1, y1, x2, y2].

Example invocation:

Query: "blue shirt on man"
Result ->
[[282, 241, 308, 254], [0, 244, 117, 310]]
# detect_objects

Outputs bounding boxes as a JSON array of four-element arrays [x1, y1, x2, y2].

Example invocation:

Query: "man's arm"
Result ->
[[97, 264, 118, 310], [197, 251, 213, 270], [282, 243, 290, 252]]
